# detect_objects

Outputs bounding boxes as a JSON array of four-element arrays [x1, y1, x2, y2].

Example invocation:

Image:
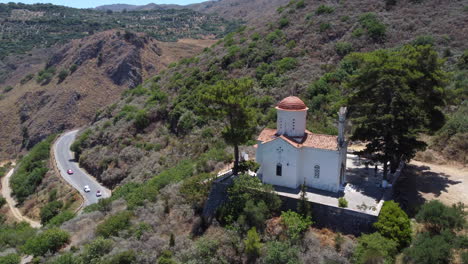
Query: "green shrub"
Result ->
[[0, 254, 20, 264], [10, 135, 55, 203], [319, 23, 331, 32], [81, 237, 113, 263], [273, 57, 297, 73], [352, 28, 365, 38], [36, 67, 56, 85], [358, 13, 386, 41], [20, 74, 34, 85], [263, 241, 300, 264], [134, 109, 150, 131], [69, 64, 78, 73], [244, 227, 261, 261], [462, 251, 468, 264], [47, 211, 75, 227], [415, 200, 466, 233], [374, 201, 412, 249], [352, 233, 398, 264], [296, 0, 305, 8], [40, 201, 64, 224], [0, 222, 37, 251], [3, 86, 13, 93], [404, 231, 454, 264], [316, 5, 334, 15], [102, 250, 137, 264], [70, 129, 91, 159], [96, 211, 133, 238], [0, 196, 5, 208], [251, 32, 260, 41], [338, 197, 348, 208], [22, 228, 70, 256], [57, 69, 69, 83], [217, 174, 281, 229], [279, 17, 289, 28], [281, 210, 312, 241], [335, 42, 353, 57], [180, 173, 213, 212], [412, 35, 435, 46]]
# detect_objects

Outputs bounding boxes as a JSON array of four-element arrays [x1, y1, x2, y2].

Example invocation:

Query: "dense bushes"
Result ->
[[96, 211, 133, 238], [10, 135, 55, 203], [404, 200, 466, 264], [0, 254, 20, 264], [36, 67, 56, 85], [374, 201, 412, 249], [217, 174, 281, 231], [335, 42, 353, 57], [353, 232, 398, 264], [70, 129, 91, 159], [357, 13, 387, 41], [281, 210, 312, 241], [415, 200, 465, 233], [0, 222, 36, 251], [22, 228, 70, 256], [40, 201, 63, 224]]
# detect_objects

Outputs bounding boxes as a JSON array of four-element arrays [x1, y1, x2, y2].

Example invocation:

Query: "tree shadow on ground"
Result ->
[[346, 167, 384, 202], [393, 163, 462, 217]]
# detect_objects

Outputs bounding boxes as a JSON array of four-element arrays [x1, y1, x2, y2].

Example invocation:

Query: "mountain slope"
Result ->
[[96, 0, 290, 22], [76, 0, 467, 189], [0, 30, 216, 160]]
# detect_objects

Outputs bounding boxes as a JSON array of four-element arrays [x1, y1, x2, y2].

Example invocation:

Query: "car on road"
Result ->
[[96, 190, 102, 197], [67, 169, 74, 175], [84, 185, 90, 192]]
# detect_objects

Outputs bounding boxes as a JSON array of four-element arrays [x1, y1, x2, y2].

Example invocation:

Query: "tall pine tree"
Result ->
[[345, 45, 447, 180]]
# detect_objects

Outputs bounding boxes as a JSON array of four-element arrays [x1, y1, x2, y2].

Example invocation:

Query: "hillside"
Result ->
[[0, 0, 467, 263], [75, 0, 467, 189], [0, 30, 216, 160], [0, 2, 238, 60], [96, 0, 290, 22]]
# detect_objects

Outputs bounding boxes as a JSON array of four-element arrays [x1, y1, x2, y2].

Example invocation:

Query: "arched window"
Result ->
[[276, 163, 282, 176], [314, 165, 320, 178]]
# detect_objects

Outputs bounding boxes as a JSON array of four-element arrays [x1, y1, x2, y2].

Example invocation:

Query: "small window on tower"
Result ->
[[276, 163, 282, 176], [314, 165, 320, 178]]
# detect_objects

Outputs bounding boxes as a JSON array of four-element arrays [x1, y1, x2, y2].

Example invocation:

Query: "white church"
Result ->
[[255, 96, 347, 193]]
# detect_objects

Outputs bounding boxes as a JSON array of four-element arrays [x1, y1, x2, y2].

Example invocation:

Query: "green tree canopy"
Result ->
[[415, 200, 466, 233], [244, 227, 262, 261], [373, 201, 412, 249], [404, 231, 454, 264], [352, 232, 398, 264], [200, 78, 257, 174], [346, 45, 447, 178]]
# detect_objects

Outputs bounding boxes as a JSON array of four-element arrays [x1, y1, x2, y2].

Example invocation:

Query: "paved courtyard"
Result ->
[[273, 154, 387, 216]]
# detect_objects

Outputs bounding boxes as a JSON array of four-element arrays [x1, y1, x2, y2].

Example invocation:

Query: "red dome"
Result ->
[[276, 96, 307, 110]]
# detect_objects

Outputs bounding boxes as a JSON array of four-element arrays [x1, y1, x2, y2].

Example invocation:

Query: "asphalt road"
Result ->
[[54, 130, 111, 205]]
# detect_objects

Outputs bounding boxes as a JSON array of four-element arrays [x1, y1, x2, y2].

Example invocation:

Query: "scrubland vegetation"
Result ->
[[0, 0, 466, 263], [0, 2, 240, 59], [10, 135, 55, 203]]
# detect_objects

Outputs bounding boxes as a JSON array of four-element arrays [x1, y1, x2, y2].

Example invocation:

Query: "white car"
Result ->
[[96, 190, 102, 197], [84, 185, 91, 193]]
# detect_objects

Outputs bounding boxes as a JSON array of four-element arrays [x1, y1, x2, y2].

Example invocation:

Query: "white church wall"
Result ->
[[276, 109, 307, 137], [259, 139, 299, 189], [299, 148, 341, 192]]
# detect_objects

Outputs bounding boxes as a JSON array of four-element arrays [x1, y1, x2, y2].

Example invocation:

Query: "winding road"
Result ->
[[53, 130, 111, 205]]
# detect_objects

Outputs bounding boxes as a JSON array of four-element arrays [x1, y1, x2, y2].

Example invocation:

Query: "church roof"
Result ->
[[276, 96, 308, 111], [257, 128, 339, 151]]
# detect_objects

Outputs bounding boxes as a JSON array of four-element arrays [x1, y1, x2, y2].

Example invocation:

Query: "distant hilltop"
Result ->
[[94, 3, 182, 12]]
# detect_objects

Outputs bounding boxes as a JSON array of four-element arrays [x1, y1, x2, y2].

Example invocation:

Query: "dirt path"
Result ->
[[1, 166, 42, 228], [394, 160, 468, 216]]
